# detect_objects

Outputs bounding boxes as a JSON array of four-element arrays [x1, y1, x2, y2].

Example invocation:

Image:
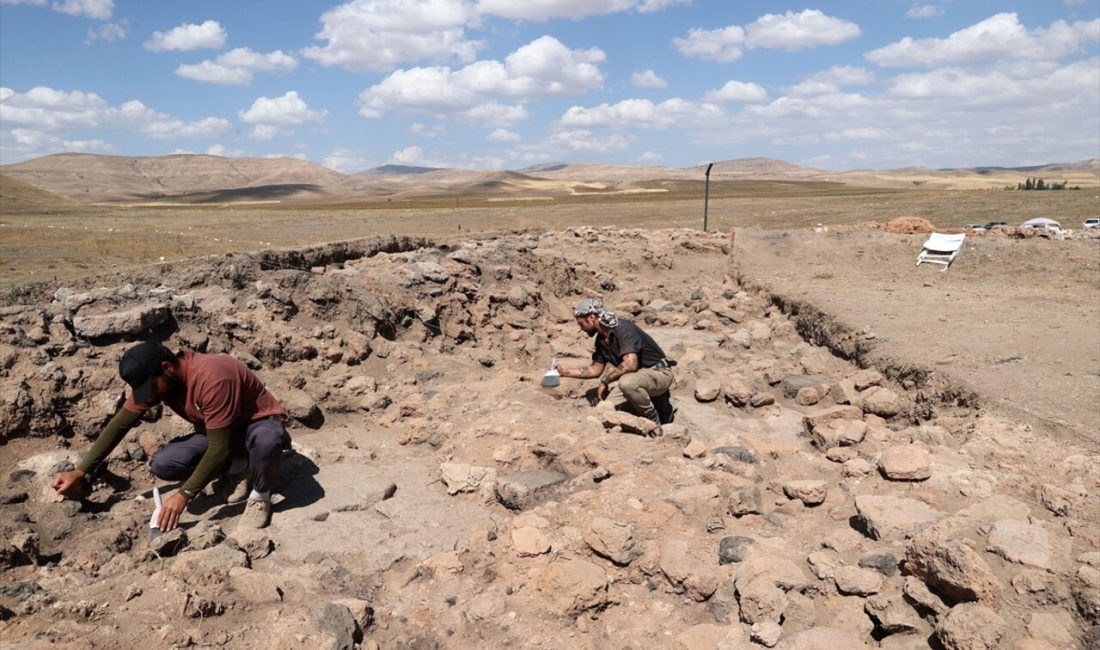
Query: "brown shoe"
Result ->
[[238, 499, 271, 530], [216, 471, 250, 504]]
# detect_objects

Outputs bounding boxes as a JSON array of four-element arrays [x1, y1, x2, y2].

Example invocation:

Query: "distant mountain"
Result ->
[[519, 162, 571, 173], [0, 173, 74, 211], [356, 164, 446, 177], [0, 153, 356, 202]]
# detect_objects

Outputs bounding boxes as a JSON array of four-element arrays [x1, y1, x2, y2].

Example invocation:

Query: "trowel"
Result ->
[[148, 486, 162, 540], [540, 356, 560, 388]]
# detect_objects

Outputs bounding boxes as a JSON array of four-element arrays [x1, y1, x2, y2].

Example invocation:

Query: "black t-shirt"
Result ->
[[593, 319, 667, 369]]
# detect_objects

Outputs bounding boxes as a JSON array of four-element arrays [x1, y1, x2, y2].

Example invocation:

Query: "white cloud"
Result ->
[[391, 145, 424, 164], [744, 10, 861, 51], [463, 102, 528, 124], [559, 97, 725, 129], [675, 10, 859, 62], [239, 91, 326, 126], [410, 122, 445, 137], [703, 80, 767, 103], [636, 0, 689, 12], [144, 20, 226, 52], [906, 4, 944, 19], [638, 150, 663, 162], [206, 144, 244, 157], [114, 100, 231, 138], [673, 25, 745, 62], [810, 65, 877, 86], [866, 13, 1100, 67], [323, 148, 369, 172], [0, 1, 47, 6], [176, 48, 297, 85], [545, 129, 632, 152], [53, 0, 112, 19], [488, 128, 519, 141], [631, 69, 667, 89], [358, 36, 604, 119], [85, 20, 125, 43], [0, 86, 230, 141], [0, 86, 107, 130], [303, 0, 481, 72], [828, 127, 889, 141]]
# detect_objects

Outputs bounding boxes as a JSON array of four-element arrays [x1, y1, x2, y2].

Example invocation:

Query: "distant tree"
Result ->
[[1036, 178, 1046, 190], [1024, 177, 1034, 190]]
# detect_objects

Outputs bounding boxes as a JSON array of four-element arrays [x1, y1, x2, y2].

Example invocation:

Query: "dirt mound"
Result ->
[[0, 173, 73, 211], [0, 229, 1096, 649], [884, 216, 936, 233]]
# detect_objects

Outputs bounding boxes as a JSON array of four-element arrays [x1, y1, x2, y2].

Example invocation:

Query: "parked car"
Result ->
[[1020, 217, 1062, 232], [983, 221, 1009, 230], [1084, 217, 1100, 229]]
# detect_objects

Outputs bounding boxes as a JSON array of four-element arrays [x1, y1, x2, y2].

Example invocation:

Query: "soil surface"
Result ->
[[0, 228, 1097, 650], [735, 227, 1100, 442]]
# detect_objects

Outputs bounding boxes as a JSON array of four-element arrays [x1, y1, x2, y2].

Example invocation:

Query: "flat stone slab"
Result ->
[[854, 495, 944, 541], [495, 470, 567, 510]]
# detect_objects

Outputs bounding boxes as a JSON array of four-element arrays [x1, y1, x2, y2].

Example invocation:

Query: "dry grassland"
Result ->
[[2, 183, 1098, 290]]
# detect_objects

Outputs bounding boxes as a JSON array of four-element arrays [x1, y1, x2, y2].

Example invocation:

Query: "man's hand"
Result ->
[[51, 469, 88, 499], [596, 381, 609, 401], [157, 492, 189, 532]]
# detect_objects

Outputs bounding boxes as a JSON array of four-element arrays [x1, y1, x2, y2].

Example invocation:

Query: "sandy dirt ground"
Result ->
[[1, 227, 1098, 649], [734, 228, 1100, 443]]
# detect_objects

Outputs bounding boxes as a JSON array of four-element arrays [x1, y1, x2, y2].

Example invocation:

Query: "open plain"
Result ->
[[1, 160, 1099, 649]]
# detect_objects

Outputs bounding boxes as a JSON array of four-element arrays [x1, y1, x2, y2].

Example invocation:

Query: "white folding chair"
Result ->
[[915, 232, 965, 271]]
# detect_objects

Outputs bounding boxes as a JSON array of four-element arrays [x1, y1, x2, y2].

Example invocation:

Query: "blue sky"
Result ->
[[1, 0, 1097, 172]]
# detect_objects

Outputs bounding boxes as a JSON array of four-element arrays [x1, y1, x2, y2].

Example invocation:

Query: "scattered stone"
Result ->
[[723, 379, 754, 407], [694, 381, 721, 402], [852, 370, 883, 391], [751, 620, 783, 647], [682, 439, 707, 459], [737, 575, 787, 625], [833, 566, 883, 596], [986, 519, 1052, 570], [728, 485, 763, 516], [712, 446, 757, 464], [781, 374, 825, 398], [314, 602, 358, 650], [808, 417, 867, 449], [511, 526, 551, 557], [660, 538, 719, 601], [843, 458, 874, 478], [905, 535, 1000, 603], [170, 544, 250, 587], [795, 387, 820, 406], [904, 575, 949, 616], [878, 444, 932, 481], [864, 594, 923, 635], [495, 470, 566, 510], [1026, 611, 1077, 649], [440, 463, 497, 496], [713, 536, 753, 566], [71, 301, 170, 339], [936, 603, 1005, 650], [534, 559, 608, 616], [806, 551, 842, 581], [861, 387, 901, 417], [858, 551, 898, 576], [750, 393, 774, 408], [599, 411, 659, 436], [854, 495, 943, 541], [585, 518, 640, 566], [783, 480, 828, 506]]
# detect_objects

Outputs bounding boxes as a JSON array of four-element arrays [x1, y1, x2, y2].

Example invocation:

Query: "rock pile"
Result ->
[[0, 228, 1096, 648]]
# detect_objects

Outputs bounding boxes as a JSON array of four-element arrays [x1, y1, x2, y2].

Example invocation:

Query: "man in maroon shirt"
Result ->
[[52, 342, 290, 531]]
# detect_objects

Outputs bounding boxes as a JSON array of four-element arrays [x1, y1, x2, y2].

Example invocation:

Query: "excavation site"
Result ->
[[1, 227, 1098, 650]]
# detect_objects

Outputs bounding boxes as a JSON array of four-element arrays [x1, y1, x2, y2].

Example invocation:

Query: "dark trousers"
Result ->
[[149, 417, 290, 493]]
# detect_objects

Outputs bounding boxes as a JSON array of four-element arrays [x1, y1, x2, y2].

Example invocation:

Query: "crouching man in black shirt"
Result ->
[[555, 298, 676, 435]]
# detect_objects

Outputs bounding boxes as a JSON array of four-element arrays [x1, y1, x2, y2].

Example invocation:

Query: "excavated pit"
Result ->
[[1, 227, 1097, 649]]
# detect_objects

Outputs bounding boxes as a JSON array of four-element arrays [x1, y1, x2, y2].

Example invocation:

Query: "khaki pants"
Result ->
[[605, 366, 674, 423]]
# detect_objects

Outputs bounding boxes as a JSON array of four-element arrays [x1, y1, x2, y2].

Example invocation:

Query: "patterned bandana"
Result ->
[[574, 298, 618, 328]]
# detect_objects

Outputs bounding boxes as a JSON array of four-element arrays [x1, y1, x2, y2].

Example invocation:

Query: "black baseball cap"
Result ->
[[119, 342, 173, 404]]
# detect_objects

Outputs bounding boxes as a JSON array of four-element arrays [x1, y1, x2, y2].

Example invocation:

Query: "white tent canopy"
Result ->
[[1020, 217, 1062, 229]]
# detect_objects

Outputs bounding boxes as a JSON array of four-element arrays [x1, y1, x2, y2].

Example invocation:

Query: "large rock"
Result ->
[[599, 410, 659, 436], [936, 603, 1005, 650], [986, 519, 1051, 570], [694, 381, 722, 402], [511, 526, 551, 557], [737, 575, 787, 625], [660, 538, 719, 601], [170, 544, 250, 587], [440, 463, 497, 496], [534, 559, 608, 616], [71, 301, 171, 339], [854, 495, 944, 541], [861, 387, 901, 417], [811, 419, 867, 449], [833, 566, 883, 596], [905, 535, 1000, 603], [585, 517, 640, 566], [877, 444, 931, 481], [864, 594, 923, 634], [783, 480, 828, 506], [495, 470, 566, 510]]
